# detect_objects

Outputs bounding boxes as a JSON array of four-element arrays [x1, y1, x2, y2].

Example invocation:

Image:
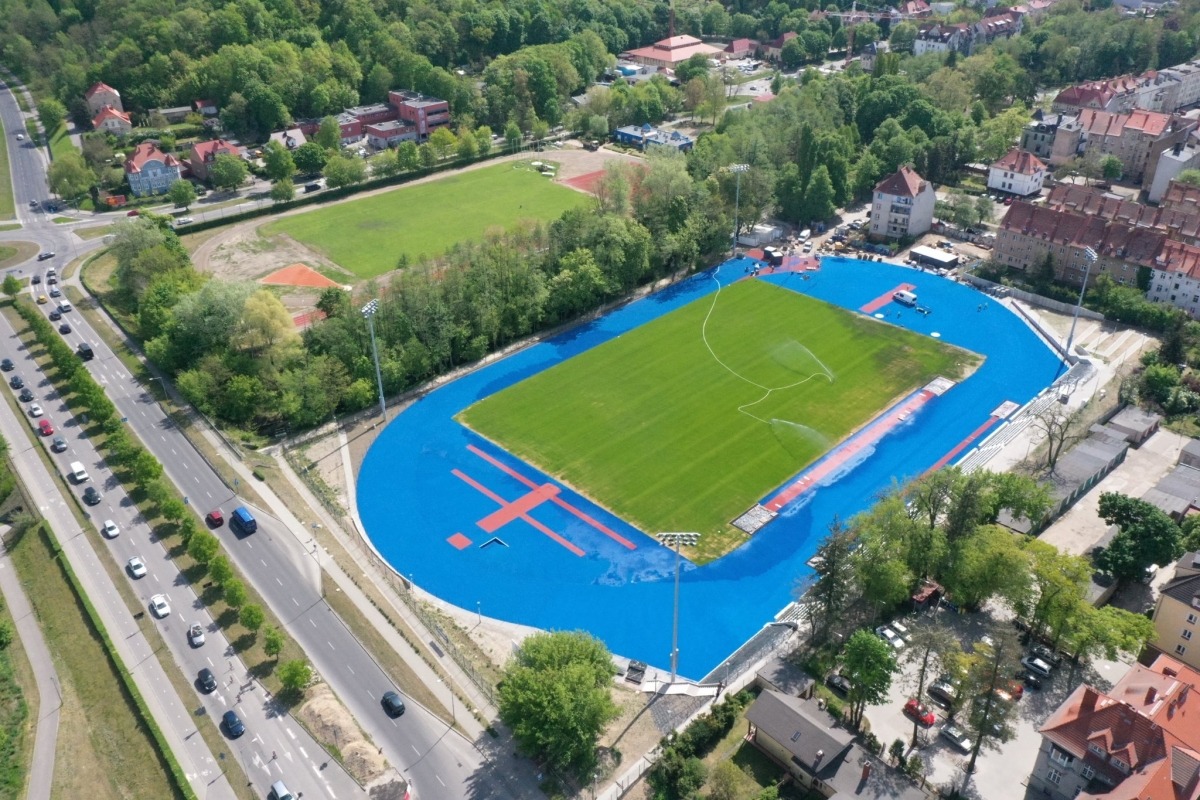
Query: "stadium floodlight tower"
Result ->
[[729, 163, 750, 259], [658, 532, 700, 688], [1064, 246, 1099, 364], [361, 299, 387, 422]]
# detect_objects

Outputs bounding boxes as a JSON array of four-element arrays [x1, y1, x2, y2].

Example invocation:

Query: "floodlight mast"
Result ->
[[361, 299, 387, 421], [1063, 246, 1098, 364], [729, 164, 750, 260], [658, 532, 699, 687]]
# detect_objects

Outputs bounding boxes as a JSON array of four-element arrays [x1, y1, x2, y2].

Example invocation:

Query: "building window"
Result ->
[[1051, 748, 1074, 766], [1048, 769, 1063, 785], [1185, 629, 1193, 641], [1176, 644, 1188, 655], [1188, 613, 1197, 624], [1082, 766, 1095, 780], [1088, 743, 1106, 758], [1111, 759, 1129, 774]]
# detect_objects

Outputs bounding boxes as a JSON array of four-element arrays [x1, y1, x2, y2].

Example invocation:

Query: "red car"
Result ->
[[126, 208, 140, 216], [904, 698, 936, 726], [996, 680, 1024, 702], [205, 509, 224, 527], [38, 419, 53, 436]]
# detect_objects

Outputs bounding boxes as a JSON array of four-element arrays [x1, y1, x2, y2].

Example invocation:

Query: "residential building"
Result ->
[[123, 141, 182, 197], [613, 124, 694, 152], [897, 0, 933, 16], [365, 121, 418, 149], [193, 99, 218, 117], [972, 12, 1022, 49], [623, 34, 723, 68], [267, 128, 307, 151], [1148, 136, 1200, 203], [84, 81, 122, 117], [149, 106, 191, 124], [762, 32, 798, 61], [1011, 0, 1059, 17], [334, 112, 364, 145], [1052, 75, 1158, 114], [1162, 179, 1200, 213], [1049, 108, 1197, 188], [912, 23, 970, 56], [389, 91, 451, 140], [1147, 239, 1200, 316], [1045, 183, 1200, 246], [988, 148, 1047, 196], [1021, 110, 1069, 161], [744, 690, 928, 800], [92, 105, 132, 135], [1151, 571, 1200, 669], [869, 166, 935, 239], [188, 138, 241, 182], [859, 40, 887, 73], [723, 38, 760, 59], [1030, 654, 1200, 800]]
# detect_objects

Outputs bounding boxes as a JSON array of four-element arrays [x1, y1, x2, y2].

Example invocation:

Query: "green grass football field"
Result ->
[[262, 163, 588, 278], [460, 279, 972, 541]]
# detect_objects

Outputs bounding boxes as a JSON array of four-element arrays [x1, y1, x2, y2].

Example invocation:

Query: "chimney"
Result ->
[[1147, 687, 1158, 704], [814, 749, 824, 768], [861, 762, 873, 783]]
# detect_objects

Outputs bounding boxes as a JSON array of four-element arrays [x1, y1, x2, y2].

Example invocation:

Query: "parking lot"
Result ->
[[855, 609, 1132, 800]]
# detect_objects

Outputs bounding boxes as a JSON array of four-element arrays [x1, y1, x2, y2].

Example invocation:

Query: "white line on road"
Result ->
[[437, 775, 446, 787], [287, 728, 297, 740]]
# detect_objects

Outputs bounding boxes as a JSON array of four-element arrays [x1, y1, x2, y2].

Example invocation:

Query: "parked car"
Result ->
[[1021, 656, 1053, 678], [1029, 644, 1062, 666], [875, 625, 905, 650], [198, 668, 217, 694], [381, 690, 406, 717], [1022, 671, 1044, 690], [904, 698, 936, 726], [127, 556, 146, 578], [149, 594, 171, 618], [927, 677, 959, 707], [940, 723, 972, 753], [188, 622, 206, 647], [222, 710, 245, 738], [825, 674, 852, 696], [126, 209, 140, 217]]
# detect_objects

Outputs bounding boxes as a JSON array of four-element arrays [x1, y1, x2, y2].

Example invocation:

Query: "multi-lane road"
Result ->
[[0, 74, 521, 799]]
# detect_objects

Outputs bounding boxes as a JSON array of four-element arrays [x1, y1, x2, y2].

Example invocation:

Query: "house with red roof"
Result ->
[[1030, 655, 1200, 800], [124, 141, 182, 197], [188, 139, 241, 182], [1050, 108, 1197, 185], [723, 38, 760, 59], [84, 81, 123, 117], [93, 105, 132, 135], [623, 35, 723, 69], [988, 148, 1047, 196], [869, 166, 935, 239]]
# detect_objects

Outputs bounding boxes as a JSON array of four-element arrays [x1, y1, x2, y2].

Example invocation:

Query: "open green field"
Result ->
[[0, 108, 12, 220], [263, 162, 588, 278], [461, 280, 973, 543]]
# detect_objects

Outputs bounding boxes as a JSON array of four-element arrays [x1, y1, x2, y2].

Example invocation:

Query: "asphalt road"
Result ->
[[0, 76, 509, 800]]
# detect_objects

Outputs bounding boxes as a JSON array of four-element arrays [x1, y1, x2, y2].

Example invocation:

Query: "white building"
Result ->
[[988, 148, 1048, 196], [1148, 137, 1200, 203], [870, 166, 936, 239]]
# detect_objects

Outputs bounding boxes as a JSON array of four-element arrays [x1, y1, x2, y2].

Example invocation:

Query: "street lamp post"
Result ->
[[360, 299, 387, 421], [1064, 246, 1098, 363], [729, 164, 750, 260], [658, 532, 699, 687]]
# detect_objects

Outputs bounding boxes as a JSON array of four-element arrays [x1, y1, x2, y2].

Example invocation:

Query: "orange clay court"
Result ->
[[261, 263, 343, 289]]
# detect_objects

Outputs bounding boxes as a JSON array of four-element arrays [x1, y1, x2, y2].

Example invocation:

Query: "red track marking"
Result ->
[[452, 468, 585, 556], [478, 483, 560, 532], [447, 532, 472, 550], [765, 389, 934, 512], [860, 283, 916, 314], [927, 417, 1000, 472], [467, 445, 637, 550]]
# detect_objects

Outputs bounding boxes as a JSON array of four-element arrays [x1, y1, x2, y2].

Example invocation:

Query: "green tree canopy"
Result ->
[[209, 153, 248, 191], [1096, 492, 1183, 585], [168, 179, 197, 210], [842, 629, 898, 729]]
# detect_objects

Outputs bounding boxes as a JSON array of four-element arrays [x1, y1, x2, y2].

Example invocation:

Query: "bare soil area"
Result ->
[[297, 682, 388, 782]]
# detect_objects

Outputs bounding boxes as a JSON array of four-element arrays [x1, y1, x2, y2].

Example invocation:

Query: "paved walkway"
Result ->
[[0, 530, 61, 800]]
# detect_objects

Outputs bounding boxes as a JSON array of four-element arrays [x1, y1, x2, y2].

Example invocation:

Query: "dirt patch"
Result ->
[[297, 682, 388, 783], [262, 262, 345, 289]]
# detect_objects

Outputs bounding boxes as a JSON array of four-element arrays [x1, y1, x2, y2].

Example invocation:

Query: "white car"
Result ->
[[875, 625, 905, 650], [175, 217, 194, 226], [126, 556, 146, 578], [149, 594, 171, 618], [1021, 656, 1053, 678], [188, 622, 206, 647], [28, 403, 42, 417], [101, 519, 119, 538], [940, 723, 972, 753], [16, 133, 23, 141]]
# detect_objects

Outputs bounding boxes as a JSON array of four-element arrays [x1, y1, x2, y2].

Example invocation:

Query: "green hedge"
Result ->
[[35, 521, 198, 800]]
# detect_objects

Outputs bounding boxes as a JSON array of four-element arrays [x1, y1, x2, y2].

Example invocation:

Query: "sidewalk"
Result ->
[[0, 528, 61, 800]]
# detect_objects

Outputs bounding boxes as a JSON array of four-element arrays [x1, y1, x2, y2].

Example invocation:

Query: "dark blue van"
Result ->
[[230, 506, 257, 534]]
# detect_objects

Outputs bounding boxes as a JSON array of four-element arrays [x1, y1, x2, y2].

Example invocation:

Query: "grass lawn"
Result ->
[[262, 162, 588, 278], [47, 122, 75, 162], [0, 113, 12, 221], [461, 280, 974, 556], [0, 553, 33, 800]]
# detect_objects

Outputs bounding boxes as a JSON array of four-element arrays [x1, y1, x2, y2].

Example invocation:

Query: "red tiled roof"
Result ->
[[92, 104, 130, 128], [191, 139, 240, 161], [85, 81, 119, 99], [724, 38, 759, 54], [624, 35, 722, 64], [992, 148, 1046, 175], [124, 141, 181, 174], [1072, 108, 1176, 139], [1046, 183, 1200, 243], [874, 165, 928, 198], [1164, 180, 1200, 211]]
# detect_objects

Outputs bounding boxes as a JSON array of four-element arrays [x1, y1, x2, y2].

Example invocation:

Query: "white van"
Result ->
[[68, 461, 89, 483], [268, 781, 295, 800], [798, 228, 812, 242], [893, 290, 918, 307]]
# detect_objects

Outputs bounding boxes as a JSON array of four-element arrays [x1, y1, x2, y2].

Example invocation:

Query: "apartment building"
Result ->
[[988, 148, 1047, 196], [870, 166, 935, 239], [1049, 108, 1197, 188]]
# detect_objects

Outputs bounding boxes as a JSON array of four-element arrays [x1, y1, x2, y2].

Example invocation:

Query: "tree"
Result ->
[[322, 154, 367, 188], [706, 760, 740, 800], [222, 579, 247, 608], [801, 165, 837, 223], [1096, 493, 1183, 585], [497, 630, 619, 778], [270, 178, 295, 203], [263, 625, 285, 658], [209, 153, 248, 191], [187, 530, 220, 565], [263, 140, 297, 182], [804, 518, 859, 645], [1064, 605, 1155, 678], [315, 116, 342, 150], [1028, 402, 1087, 472], [842, 629, 898, 729], [293, 142, 327, 175], [1177, 169, 1200, 187], [208, 555, 234, 586], [961, 630, 1022, 784], [890, 22, 919, 53], [2, 274, 21, 298], [396, 141, 420, 172], [427, 126, 458, 161], [974, 195, 994, 226], [1100, 155, 1123, 182], [904, 623, 960, 747], [239, 603, 265, 633], [38, 98, 66, 136], [1019, 539, 1090, 643], [278, 659, 313, 693], [168, 180, 197, 210], [130, 449, 163, 485], [676, 53, 710, 84], [47, 151, 93, 206]]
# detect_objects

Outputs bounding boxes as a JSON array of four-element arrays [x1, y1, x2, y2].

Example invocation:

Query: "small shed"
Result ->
[[910, 244, 960, 269], [1143, 464, 1200, 521], [755, 655, 815, 697], [1179, 439, 1200, 470], [1106, 406, 1161, 447]]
